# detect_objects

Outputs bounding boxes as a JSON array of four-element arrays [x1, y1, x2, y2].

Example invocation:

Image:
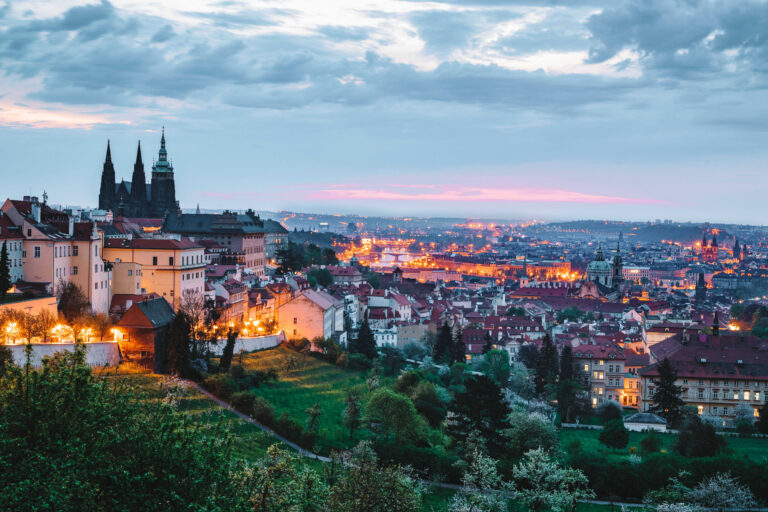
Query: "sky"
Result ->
[[1, 0, 767, 224]]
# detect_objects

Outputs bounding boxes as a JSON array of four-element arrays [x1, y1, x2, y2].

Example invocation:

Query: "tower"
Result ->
[[712, 311, 720, 337], [129, 141, 147, 216], [734, 239, 741, 261], [612, 241, 623, 290], [695, 272, 706, 302], [98, 140, 115, 211], [150, 128, 178, 217]]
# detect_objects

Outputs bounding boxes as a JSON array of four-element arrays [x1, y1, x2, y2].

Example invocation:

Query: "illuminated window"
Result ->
[[697, 405, 703, 415], [584, 364, 589, 372], [744, 391, 750, 401], [599, 360, 604, 366], [756, 392, 761, 401], [734, 391, 739, 400]]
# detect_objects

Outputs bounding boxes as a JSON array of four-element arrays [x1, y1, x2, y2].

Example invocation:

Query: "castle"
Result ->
[[98, 129, 179, 218]]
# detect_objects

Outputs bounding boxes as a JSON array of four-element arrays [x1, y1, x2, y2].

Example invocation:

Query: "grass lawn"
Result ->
[[238, 346, 393, 454], [560, 427, 768, 463]]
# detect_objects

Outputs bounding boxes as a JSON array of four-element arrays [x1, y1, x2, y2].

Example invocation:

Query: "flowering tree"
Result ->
[[512, 448, 594, 512], [688, 472, 757, 509], [448, 449, 513, 512]]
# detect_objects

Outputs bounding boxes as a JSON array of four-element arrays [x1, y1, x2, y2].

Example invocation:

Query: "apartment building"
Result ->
[[572, 342, 626, 408]]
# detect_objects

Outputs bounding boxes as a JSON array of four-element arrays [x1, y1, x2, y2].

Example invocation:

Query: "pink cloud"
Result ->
[[308, 186, 663, 204]]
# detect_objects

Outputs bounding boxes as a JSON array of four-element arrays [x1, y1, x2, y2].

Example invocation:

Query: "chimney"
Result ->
[[68, 217, 74, 237], [30, 202, 41, 223]]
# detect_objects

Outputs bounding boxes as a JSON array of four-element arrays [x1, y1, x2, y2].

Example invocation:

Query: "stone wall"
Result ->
[[208, 331, 285, 356], [8, 341, 120, 367]]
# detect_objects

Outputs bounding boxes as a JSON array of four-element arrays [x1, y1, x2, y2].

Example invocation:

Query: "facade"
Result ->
[[263, 219, 288, 263], [163, 210, 267, 277], [1, 197, 110, 313], [277, 289, 344, 341], [572, 342, 626, 408], [639, 334, 768, 422], [0, 214, 24, 283], [102, 237, 205, 310], [98, 130, 179, 218], [701, 234, 719, 263]]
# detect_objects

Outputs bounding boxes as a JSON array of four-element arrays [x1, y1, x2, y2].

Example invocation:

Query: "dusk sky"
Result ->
[[1, 0, 767, 223]]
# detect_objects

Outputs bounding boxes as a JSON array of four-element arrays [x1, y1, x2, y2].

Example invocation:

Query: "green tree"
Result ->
[[409, 381, 447, 427], [219, 326, 239, 372], [0, 348, 250, 511], [305, 403, 323, 433], [343, 391, 362, 439], [556, 307, 582, 324], [504, 411, 559, 459], [327, 442, 422, 512], [480, 350, 511, 386], [481, 331, 494, 354], [517, 343, 539, 369], [649, 357, 685, 426], [446, 375, 508, 454], [434, 322, 453, 364], [322, 247, 339, 265], [365, 388, 426, 444], [165, 311, 191, 376], [757, 403, 768, 434], [675, 416, 726, 457], [534, 335, 558, 397], [0, 241, 10, 299], [557, 345, 579, 422], [365, 271, 381, 289], [307, 267, 333, 288], [452, 325, 466, 364], [351, 320, 377, 360], [599, 419, 629, 452]]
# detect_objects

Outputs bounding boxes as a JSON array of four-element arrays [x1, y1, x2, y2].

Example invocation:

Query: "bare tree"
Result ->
[[180, 289, 206, 358], [89, 312, 112, 341]]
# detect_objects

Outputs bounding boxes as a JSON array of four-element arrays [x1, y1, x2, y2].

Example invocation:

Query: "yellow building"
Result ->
[[103, 237, 205, 310]]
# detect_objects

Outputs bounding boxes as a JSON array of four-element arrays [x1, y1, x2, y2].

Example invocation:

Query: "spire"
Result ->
[[158, 127, 168, 162], [195, 203, 200, 214], [712, 311, 720, 336], [135, 141, 143, 166], [105, 140, 112, 163], [161, 126, 165, 149], [595, 243, 604, 261]]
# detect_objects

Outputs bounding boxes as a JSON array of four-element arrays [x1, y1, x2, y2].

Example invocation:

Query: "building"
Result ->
[[163, 210, 267, 277], [572, 342, 626, 408], [1, 197, 110, 313], [102, 237, 205, 310], [263, 219, 288, 263], [701, 234, 719, 263], [639, 334, 768, 423], [98, 130, 179, 218], [277, 289, 344, 341], [624, 412, 667, 432], [585, 245, 613, 288], [115, 297, 175, 372], [0, 213, 24, 283]]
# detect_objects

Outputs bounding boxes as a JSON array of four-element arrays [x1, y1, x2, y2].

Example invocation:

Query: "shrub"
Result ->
[[393, 370, 422, 395], [251, 396, 275, 426], [229, 390, 257, 416], [346, 353, 373, 372], [736, 421, 757, 436], [202, 373, 238, 401], [640, 430, 663, 454], [595, 401, 622, 424], [675, 417, 726, 457], [274, 413, 305, 444]]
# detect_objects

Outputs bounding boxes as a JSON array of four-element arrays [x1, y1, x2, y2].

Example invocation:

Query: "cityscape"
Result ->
[[2, 1, 768, 511]]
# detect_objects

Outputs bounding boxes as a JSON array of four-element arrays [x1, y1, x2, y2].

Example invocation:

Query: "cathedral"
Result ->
[[98, 129, 179, 218]]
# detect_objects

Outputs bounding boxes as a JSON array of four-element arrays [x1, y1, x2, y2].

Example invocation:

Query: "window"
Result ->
[[94, 246, 98, 256], [598, 360, 604, 366], [734, 391, 740, 400], [73, 246, 78, 256], [713, 391, 719, 399], [583, 364, 589, 372], [127, 270, 132, 276], [152, 256, 158, 266], [756, 392, 761, 401], [712, 406, 718, 415], [697, 405, 703, 415], [72, 266, 78, 275], [294, 317, 297, 324], [34, 246, 40, 258], [744, 391, 751, 401], [698, 389, 704, 399], [94, 264, 98, 273], [169, 257, 174, 266]]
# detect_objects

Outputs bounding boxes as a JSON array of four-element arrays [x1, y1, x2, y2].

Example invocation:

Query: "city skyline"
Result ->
[[2, 0, 768, 223]]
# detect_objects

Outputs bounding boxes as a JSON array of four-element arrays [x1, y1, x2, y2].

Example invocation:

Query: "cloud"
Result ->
[[308, 184, 663, 204]]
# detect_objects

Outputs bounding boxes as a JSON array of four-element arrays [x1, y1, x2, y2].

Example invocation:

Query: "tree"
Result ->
[[512, 448, 595, 512], [449, 449, 513, 512], [688, 472, 757, 510], [327, 441, 423, 512], [479, 350, 511, 386], [595, 401, 622, 424], [219, 327, 239, 372], [757, 403, 768, 434], [481, 331, 494, 354], [343, 391, 362, 439], [322, 247, 339, 265], [409, 381, 447, 427], [89, 312, 111, 341], [599, 419, 629, 452], [365, 271, 381, 289], [379, 346, 405, 376], [180, 289, 206, 358], [351, 320, 377, 360], [0, 347, 251, 510], [0, 241, 10, 299], [649, 358, 685, 426], [165, 311, 191, 376], [556, 307, 582, 324], [305, 403, 323, 433], [364, 388, 426, 444], [56, 280, 90, 324], [504, 411, 559, 459], [557, 345, 579, 422], [640, 430, 662, 454], [434, 322, 453, 364], [675, 416, 726, 457], [446, 375, 508, 455], [534, 335, 558, 397], [517, 343, 540, 369], [451, 325, 466, 364], [307, 267, 333, 288]]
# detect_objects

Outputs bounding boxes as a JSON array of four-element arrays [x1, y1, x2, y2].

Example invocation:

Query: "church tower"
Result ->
[[695, 272, 707, 302], [98, 140, 115, 211], [150, 128, 179, 217], [612, 241, 623, 290], [129, 141, 147, 216]]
